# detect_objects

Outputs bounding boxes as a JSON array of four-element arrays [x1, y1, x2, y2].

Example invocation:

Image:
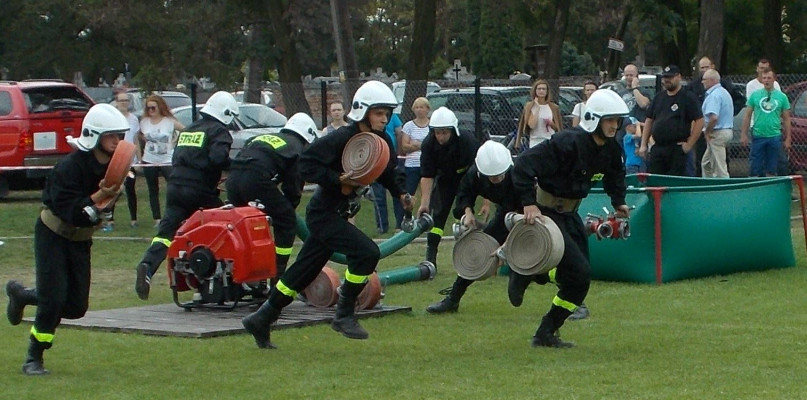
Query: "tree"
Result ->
[[475, 0, 523, 78], [330, 0, 361, 102], [544, 0, 571, 83], [762, 0, 784, 71], [605, 2, 631, 80], [401, 0, 436, 121], [697, 0, 725, 70]]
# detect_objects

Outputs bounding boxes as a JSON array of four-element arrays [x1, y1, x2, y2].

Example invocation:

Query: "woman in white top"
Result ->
[[137, 95, 184, 227], [571, 81, 598, 128], [515, 79, 562, 149], [400, 97, 431, 194], [321, 101, 348, 135]]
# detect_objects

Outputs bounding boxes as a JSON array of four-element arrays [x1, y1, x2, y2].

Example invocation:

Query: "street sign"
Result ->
[[608, 38, 624, 52]]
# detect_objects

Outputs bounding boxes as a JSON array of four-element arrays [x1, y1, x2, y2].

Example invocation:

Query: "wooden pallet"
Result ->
[[23, 301, 411, 338]]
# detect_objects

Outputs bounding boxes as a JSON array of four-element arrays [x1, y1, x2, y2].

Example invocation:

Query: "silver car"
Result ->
[[172, 103, 287, 159]]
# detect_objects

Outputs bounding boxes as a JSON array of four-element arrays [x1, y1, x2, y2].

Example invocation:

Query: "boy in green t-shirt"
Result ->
[[740, 68, 791, 176]]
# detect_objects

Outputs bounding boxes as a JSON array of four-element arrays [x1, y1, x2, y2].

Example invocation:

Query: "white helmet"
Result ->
[[201, 91, 239, 125], [347, 80, 397, 122], [475, 140, 513, 176], [429, 106, 459, 136], [283, 112, 319, 144], [68, 104, 129, 152], [579, 89, 630, 133]]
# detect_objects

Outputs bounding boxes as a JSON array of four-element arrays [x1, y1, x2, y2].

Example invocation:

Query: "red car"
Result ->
[[784, 81, 807, 172], [0, 80, 94, 197]]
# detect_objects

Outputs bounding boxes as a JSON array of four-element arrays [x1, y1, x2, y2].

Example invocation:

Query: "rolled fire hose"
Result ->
[[295, 213, 434, 265], [96, 140, 136, 209], [503, 212, 564, 276], [302, 266, 383, 310], [341, 132, 390, 186], [452, 229, 500, 281]]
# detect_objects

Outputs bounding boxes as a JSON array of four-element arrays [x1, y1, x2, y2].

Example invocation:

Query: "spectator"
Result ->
[[746, 59, 786, 175], [687, 56, 741, 176], [700, 69, 735, 178], [613, 64, 652, 152], [137, 95, 185, 228], [740, 67, 791, 177], [571, 81, 598, 127], [515, 79, 562, 148], [369, 111, 404, 233], [321, 101, 348, 136], [108, 92, 141, 230], [622, 117, 644, 174], [400, 97, 431, 196], [638, 65, 704, 176]]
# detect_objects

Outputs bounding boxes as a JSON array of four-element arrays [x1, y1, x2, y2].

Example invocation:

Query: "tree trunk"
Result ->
[[267, 0, 311, 115], [545, 0, 570, 98], [762, 0, 783, 71], [245, 23, 266, 105], [330, 0, 361, 103], [402, 0, 437, 122], [606, 1, 632, 81], [697, 0, 724, 71]]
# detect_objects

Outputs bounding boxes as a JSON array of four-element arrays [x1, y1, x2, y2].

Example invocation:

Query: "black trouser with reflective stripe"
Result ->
[[268, 209, 380, 309], [32, 218, 92, 343], [140, 183, 223, 276], [226, 170, 297, 270], [540, 208, 591, 329]]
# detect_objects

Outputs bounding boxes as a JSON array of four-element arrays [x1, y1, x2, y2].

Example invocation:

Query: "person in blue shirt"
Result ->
[[699, 69, 735, 178], [622, 117, 645, 174], [370, 113, 404, 233]]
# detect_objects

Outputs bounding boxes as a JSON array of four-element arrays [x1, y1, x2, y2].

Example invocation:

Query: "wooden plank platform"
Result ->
[[23, 301, 411, 338]]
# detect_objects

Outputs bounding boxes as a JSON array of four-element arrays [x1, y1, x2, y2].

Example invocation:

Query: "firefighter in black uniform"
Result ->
[[242, 81, 411, 348], [5, 104, 129, 375], [135, 91, 237, 300], [417, 106, 480, 271], [510, 89, 631, 348], [426, 140, 519, 313], [226, 112, 319, 279]]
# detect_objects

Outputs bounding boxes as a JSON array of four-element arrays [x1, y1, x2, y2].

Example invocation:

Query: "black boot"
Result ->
[[425, 232, 440, 270], [22, 336, 50, 375], [532, 316, 574, 348], [331, 288, 368, 340], [426, 278, 470, 314], [242, 301, 281, 349], [507, 270, 532, 307], [6, 280, 37, 326], [135, 262, 151, 301]]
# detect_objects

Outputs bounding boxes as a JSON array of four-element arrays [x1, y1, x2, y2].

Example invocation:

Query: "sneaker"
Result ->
[[425, 296, 459, 314], [22, 360, 49, 375], [130, 221, 139, 228], [567, 303, 590, 321], [101, 223, 114, 233], [531, 331, 575, 348], [135, 263, 151, 300]]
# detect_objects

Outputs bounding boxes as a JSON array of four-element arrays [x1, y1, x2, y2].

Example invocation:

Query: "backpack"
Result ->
[[721, 81, 746, 116]]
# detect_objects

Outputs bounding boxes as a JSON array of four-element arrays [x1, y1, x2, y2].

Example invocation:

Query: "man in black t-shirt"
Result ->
[[638, 65, 704, 176]]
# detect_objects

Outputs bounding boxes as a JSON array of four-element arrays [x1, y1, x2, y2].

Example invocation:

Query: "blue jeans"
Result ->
[[370, 182, 404, 233], [750, 135, 782, 176], [405, 167, 421, 195]]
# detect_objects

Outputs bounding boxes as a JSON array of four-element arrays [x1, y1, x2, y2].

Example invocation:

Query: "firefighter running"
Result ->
[[5, 104, 129, 375], [135, 91, 237, 300], [242, 80, 412, 349], [510, 89, 631, 348], [226, 112, 319, 280]]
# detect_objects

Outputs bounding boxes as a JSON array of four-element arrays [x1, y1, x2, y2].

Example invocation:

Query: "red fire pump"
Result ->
[[584, 207, 630, 240], [166, 204, 276, 310]]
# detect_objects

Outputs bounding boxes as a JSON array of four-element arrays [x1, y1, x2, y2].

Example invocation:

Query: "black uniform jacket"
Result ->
[[231, 130, 305, 208], [300, 123, 406, 214], [42, 150, 106, 227], [512, 128, 627, 210], [419, 131, 478, 180], [453, 165, 520, 219], [170, 116, 232, 191]]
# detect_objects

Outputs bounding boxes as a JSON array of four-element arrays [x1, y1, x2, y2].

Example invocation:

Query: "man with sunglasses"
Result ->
[[740, 67, 791, 177], [134, 91, 237, 300]]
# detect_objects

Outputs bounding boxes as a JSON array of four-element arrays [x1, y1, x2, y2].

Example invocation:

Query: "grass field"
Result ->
[[1, 179, 806, 399]]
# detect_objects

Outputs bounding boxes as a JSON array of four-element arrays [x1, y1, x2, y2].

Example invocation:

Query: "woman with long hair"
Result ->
[[515, 80, 562, 149], [137, 94, 185, 227]]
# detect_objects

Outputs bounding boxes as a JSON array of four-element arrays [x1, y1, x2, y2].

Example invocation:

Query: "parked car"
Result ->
[[426, 86, 531, 143], [109, 89, 192, 116], [392, 80, 441, 112], [558, 86, 584, 126], [172, 103, 287, 159], [0, 79, 95, 197], [232, 90, 275, 108]]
